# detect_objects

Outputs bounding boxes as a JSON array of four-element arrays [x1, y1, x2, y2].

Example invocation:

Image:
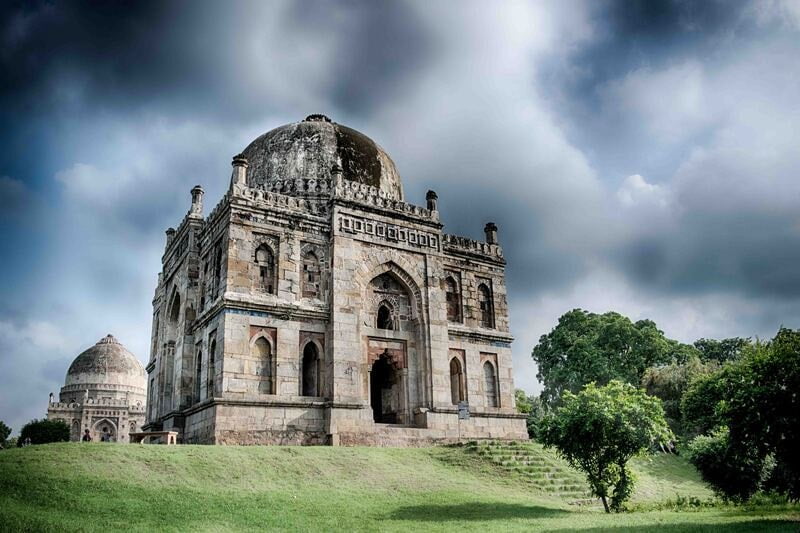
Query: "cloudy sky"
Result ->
[[2, 0, 800, 433]]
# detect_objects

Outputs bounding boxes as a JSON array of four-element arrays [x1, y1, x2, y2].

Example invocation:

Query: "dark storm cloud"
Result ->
[[617, 210, 800, 299], [567, 0, 745, 99], [285, 2, 434, 116], [1, 1, 232, 115]]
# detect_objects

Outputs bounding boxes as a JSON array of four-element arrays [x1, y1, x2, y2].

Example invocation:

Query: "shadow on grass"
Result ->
[[544, 519, 800, 533], [388, 502, 569, 521]]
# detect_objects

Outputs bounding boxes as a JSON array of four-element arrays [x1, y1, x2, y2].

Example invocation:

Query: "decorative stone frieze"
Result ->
[[339, 214, 440, 251]]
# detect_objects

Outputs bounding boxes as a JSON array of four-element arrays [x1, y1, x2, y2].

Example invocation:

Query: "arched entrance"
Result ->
[[360, 260, 428, 424], [93, 418, 117, 442], [371, 354, 399, 423]]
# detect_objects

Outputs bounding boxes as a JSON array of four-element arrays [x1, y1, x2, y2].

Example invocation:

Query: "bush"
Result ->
[[0, 420, 11, 446], [18, 419, 70, 446], [686, 427, 764, 502]]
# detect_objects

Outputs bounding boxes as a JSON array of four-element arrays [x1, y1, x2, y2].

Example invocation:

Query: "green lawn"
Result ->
[[0, 443, 796, 532]]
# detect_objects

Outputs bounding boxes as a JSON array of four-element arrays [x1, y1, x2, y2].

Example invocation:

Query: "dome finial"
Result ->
[[304, 113, 331, 123], [98, 334, 120, 345]]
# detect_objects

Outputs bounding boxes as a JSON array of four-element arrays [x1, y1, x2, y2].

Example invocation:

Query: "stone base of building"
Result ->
[[164, 400, 527, 446]]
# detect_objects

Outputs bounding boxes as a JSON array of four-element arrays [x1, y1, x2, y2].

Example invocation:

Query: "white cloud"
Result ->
[[599, 61, 710, 145], [616, 174, 671, 209]]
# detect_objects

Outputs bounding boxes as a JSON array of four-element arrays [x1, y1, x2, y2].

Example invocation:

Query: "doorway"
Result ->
[[370, 355, 399, 423]]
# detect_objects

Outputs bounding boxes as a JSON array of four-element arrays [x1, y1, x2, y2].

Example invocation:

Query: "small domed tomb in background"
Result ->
[[47, 334, 146, 442]]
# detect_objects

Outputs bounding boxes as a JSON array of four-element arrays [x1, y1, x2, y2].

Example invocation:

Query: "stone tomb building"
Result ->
[[145, 115, 527, 445], [47, 334, 147, 442]]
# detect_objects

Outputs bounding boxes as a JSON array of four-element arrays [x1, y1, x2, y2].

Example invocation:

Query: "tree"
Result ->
[[0, 421, 11, 447], [693, 337, 750, 363], [514, 389, 532, 414], [641, 356, 718, 438], [515, 389, 548, 440], [684, 329, 800, 501], [540, 380, 672, 512], [532, 309, 694, 407], [18, 419, 70, 446], [525, 395, 548, 441], [681, 367, 729, 439]]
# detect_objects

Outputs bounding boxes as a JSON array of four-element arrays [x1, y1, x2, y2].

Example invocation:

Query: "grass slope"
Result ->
[[0, 443, 797, 532]]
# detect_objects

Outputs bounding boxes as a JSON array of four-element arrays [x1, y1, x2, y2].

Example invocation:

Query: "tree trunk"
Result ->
[[601, 495, 610, 513]]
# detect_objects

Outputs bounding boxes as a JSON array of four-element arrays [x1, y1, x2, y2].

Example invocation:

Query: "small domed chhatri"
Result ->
[[146, 115, 524, 445], [47, 334, 146, 442]]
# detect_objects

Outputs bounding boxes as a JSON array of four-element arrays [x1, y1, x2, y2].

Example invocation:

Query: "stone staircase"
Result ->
[[464, 440, 596, 504]]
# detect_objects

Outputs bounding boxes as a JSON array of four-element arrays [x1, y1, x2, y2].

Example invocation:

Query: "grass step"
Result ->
[[467, 440, 594, 503]]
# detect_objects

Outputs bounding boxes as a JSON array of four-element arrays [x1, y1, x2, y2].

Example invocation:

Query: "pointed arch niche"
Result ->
[[250, 327, 277, 395], [449, 349, 466, 405], [481, 352, 499, 408]]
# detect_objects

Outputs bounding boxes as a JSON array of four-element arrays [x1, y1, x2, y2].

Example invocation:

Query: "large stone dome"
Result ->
[[241, 114, 404, 201], [65, 334, 146, 391]]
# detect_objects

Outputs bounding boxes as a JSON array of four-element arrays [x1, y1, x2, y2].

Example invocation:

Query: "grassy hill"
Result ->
[[0, 442, 797, 532]]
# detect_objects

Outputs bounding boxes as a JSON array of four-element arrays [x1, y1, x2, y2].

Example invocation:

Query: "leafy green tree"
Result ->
[[514, 389, 548, 440], [532, 309, 692, 407], [0, 421, 11, 446], [540, 380, 672, 512], [18, 419, 70, 446], [525, 395, 548, 441], [514, 389, 532, 414], [723, 329, 800, 500], [684, 329, 800, 501], [680, 368, 728, 439], [693, 337, 750, 363], [641, 356, 718, 437]]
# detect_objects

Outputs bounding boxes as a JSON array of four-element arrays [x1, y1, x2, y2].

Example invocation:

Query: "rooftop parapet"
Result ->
[[333, 176, 438, 222], [443, 233, 504, 261], [237, 186, 329, 218], [49, 397, 146, 410], [260, 177, 332, 197]]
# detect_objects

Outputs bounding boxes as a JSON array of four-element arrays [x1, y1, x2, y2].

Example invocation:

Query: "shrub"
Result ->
[[18, 419, 70, 446], [686, 427, 764, 502]]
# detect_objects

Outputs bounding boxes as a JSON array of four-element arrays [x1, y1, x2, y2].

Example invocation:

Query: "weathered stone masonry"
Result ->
[[144, 115, 527, 445]]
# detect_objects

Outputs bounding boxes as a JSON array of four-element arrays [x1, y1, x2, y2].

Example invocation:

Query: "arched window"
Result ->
[[301, 250, 321, 299], [254, 337, 273, 394], [207, 339, 216, 399], [377, 304, 394, 330], [168, 292, 181, 326], [445, 276, 461, 322], [255, 244, 276, 294], [450, 358, 465, 405], [301, 343, 320, 396], [212, 244, 223, 296], [151, 311, 160, 359], [483, 361, 498, 408], [478, 283, 494, 329], [194, 350, 202, 402]]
